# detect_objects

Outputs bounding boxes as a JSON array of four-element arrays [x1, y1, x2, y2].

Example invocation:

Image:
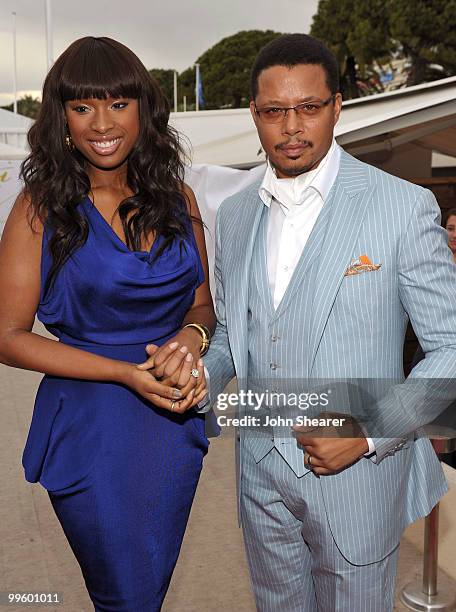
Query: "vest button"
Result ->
[[271, 335, 278, 342]]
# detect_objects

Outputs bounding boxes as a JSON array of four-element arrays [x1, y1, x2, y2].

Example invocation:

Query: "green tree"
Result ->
[[177, 66, 197, 110], [1, 94, 41, 119], [311, 0, 391, 99], [148, 69, 175, 107], [386, 0, 456, 86], [179, 30, 282, 110]]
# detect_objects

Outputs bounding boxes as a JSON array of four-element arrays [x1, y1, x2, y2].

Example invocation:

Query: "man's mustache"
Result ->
[[275, 140, 314, 151]]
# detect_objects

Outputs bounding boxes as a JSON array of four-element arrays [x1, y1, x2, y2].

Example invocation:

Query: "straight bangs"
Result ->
[[58, 37, 143, 103]]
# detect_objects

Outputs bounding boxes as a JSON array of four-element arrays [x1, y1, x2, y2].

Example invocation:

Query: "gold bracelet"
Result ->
[[183, 323, 211, 356]]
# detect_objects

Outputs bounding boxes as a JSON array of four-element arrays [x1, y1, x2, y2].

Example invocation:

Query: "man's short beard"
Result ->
[[272, 162, 316, 177]]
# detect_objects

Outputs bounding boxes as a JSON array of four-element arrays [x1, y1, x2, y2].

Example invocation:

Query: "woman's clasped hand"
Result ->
[[136, 327, 208, 414]]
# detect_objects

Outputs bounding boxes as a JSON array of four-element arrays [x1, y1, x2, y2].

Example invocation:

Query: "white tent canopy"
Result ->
[[0, 108, 33, 151], [0, 107, 32, 130]]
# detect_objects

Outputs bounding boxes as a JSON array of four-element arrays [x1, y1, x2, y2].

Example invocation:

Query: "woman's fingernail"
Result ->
[[180, 345, 188, 353], [198, 359, 204, 367], [169, 342, 179, 349], [172, 388, 183, 398], [186, 353, 193, 361]]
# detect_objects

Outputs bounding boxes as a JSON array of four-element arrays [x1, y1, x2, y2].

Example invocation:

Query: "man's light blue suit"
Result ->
[[204, 149, 456, 610]]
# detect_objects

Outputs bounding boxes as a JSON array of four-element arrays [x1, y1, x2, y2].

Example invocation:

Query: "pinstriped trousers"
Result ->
[[240, 444, 398, 612]]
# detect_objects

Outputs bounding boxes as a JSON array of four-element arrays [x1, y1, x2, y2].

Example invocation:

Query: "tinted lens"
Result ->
[[295, 102, 324, 117], [261, 108, 285, 123]]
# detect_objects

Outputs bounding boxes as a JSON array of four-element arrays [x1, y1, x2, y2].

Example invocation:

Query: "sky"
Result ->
[[0, 0, 319, 105]]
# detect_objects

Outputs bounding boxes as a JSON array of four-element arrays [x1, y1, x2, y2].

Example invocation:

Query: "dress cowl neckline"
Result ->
[[82, 196, 161, 261], [37, 194, 204, 346]]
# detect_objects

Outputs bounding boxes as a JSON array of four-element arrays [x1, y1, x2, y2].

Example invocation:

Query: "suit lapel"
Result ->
[[254, 207, 275, 315], [224, 185, 264, 378], [308, 152, 375, 373]]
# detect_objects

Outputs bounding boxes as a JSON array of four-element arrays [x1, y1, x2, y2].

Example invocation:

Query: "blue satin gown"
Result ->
[[22, 197, 209, 611]]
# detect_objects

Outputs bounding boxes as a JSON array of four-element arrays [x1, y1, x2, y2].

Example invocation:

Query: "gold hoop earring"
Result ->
[[65, 134, 74, 151]]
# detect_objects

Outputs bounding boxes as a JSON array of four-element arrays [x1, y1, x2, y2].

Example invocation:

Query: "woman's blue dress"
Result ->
[[22, 197, 209, 611]]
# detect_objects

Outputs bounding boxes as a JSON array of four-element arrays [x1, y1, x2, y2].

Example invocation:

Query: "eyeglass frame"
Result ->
[[254, 94, 336, 123]]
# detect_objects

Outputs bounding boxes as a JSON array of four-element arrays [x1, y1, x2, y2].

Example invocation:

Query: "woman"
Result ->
[[0, 37, 215, 611], [444, 207, 456, 263]]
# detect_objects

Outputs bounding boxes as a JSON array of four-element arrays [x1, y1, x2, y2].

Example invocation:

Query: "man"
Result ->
[[203, 34, 456, 610]]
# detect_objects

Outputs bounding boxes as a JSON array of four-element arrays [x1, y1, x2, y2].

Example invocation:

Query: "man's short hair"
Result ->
[[250, 33, 340, 100]]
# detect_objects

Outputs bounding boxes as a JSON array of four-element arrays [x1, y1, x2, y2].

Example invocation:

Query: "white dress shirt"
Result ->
[[258, 140, 375, 456], [259, 139, 340, 309]]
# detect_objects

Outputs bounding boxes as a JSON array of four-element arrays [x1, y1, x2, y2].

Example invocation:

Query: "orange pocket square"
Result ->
[[345, 255, 382, 276]]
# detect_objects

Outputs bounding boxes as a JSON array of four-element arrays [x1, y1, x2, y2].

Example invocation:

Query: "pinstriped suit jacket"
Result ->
[[204, 149, 455, 564]]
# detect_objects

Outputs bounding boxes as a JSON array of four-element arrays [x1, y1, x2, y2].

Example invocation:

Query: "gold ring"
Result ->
[[308, 455, 312, 467], [191, 368, 200, 378], [170, 400, 176, 412]]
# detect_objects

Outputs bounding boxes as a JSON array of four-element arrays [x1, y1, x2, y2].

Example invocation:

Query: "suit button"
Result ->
[[271, 335, 279, 342], [270, 363, 278, 370]]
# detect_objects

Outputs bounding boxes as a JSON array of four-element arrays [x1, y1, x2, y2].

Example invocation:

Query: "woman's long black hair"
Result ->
[[21, 36, 191, 292]]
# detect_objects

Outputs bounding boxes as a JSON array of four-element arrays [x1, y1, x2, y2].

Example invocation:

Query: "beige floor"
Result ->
[[1, 323, 455, 611]]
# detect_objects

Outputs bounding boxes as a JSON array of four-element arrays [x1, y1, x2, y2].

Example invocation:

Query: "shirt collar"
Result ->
[[259, 138, 341, 209]]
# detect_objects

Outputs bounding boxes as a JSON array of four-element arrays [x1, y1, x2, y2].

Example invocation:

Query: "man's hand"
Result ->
[[292, 412, 369, 475]]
